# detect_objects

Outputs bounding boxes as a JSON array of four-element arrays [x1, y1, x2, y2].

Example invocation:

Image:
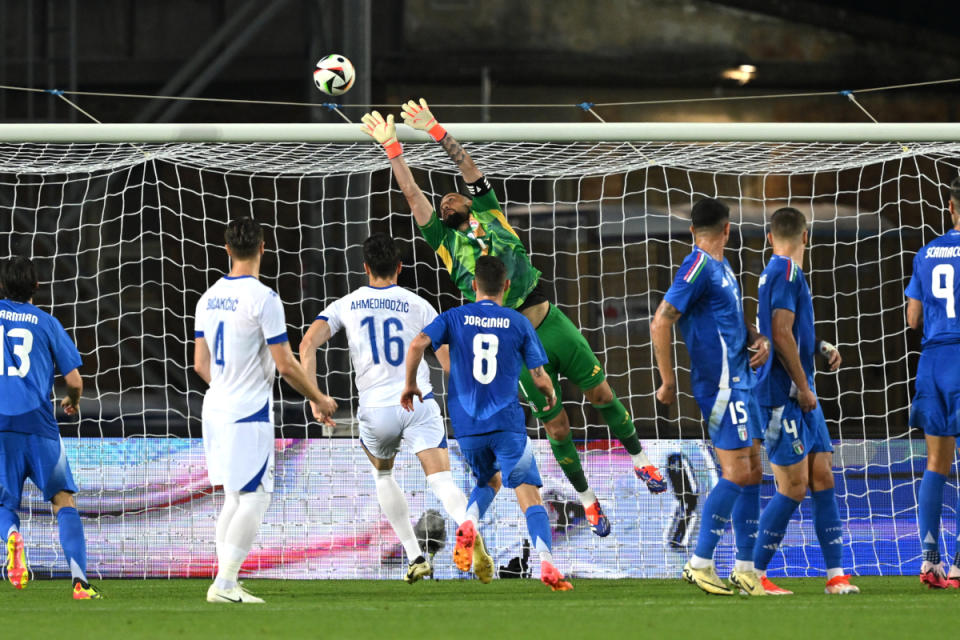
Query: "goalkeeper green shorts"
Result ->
[[518, 304, 605, 422]]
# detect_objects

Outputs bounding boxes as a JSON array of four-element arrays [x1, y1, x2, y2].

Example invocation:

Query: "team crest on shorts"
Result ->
[[737, 425, 748, 441], [792, 440, 805, 456]]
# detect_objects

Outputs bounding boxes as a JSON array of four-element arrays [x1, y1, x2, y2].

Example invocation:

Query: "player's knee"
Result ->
[[779, 477, 807, 502], [543, 414, 570, 440], [488, 472, 503, 493], [584, 382, 613, 405], [50, 491, 76, 512]]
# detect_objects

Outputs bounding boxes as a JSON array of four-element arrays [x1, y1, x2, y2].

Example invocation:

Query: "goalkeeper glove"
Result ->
[[400, 98, 447, 142], [360, 111, 403, 159]]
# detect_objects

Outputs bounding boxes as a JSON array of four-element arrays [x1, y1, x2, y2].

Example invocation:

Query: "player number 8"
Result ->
[[472, 333, 499, 384]]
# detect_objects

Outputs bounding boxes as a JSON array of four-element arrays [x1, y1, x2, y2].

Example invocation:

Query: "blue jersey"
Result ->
[[0, 300, 82, 440], [905, 229, 960, 349], [756, 255, 817, 407], [664, 248, 754, 400], [422, 299, 548, 437]]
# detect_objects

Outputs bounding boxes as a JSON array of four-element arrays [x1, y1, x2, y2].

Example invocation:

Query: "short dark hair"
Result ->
[[769, 207, 807, 239], [225, 217, 264, 259], [475, 256, 507, 296], [2, 256, 38, 302], [363, 233, 401, 279], [950, 175, 960, 207], [690, 198, 730, 232]]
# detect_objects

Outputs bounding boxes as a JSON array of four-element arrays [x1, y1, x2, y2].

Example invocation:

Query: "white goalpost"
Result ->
[[2, 122, 958, 580]]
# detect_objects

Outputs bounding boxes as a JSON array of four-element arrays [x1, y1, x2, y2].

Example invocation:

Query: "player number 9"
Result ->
[[932, 263, 956, 319]]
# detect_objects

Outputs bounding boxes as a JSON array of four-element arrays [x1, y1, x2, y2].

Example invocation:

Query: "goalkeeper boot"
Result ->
[[72, 579, 102, 600], [404, 555, 433, 584], [454, 520, 477, 573], [584, 500, 611, 537], [682, 561, 733, 596], [824, 575, 860, 595], [206, 582, 264, 604], [472, 531, 494, 584], [760, 575, 793, 595], [6, 530, 28, 590], [540, 561, 573, 592], [920, 561, 950, 589], [635, 465, 667, 494], [729, 568, 766, 596]]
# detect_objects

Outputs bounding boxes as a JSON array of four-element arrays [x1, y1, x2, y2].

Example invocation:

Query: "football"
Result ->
[[313, 54, 355, 96]]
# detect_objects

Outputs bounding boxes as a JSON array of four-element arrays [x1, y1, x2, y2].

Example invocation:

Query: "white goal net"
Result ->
[[3, 135, 959, 579]]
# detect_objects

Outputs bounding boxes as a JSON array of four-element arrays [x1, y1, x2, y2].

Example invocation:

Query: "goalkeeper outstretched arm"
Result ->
[[401, 98, 485, 187]]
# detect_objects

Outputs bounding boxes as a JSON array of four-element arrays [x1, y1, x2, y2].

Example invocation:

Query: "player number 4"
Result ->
[[932, 263, 956, 318], [782, 418, 799, 438], [472, 333, 499, 384], [0, 326, 34, 377]]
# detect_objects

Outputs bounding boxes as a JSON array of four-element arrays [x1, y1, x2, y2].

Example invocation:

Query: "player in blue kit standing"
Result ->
[[0, 257, 100, 599], [907, 176, 960, 589], [651, 198, 770, 596], [401, 256, 573, 591], [752, 207, 859, 595]]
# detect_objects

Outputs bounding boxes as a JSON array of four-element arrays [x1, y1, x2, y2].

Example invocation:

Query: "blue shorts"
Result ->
[[762, 401, 834, 467], [458, 431, 542, 489], [910, 346, 960, 437], [0, 432, 78, 510], [696, 388, 764, 451]]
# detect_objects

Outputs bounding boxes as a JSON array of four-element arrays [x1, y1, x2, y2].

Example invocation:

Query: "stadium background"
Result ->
[[2, 0, 960, 580]]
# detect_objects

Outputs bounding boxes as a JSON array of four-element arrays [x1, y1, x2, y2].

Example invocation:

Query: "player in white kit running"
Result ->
[[194, 217, 337, 603], [300, 233, 472, 583]]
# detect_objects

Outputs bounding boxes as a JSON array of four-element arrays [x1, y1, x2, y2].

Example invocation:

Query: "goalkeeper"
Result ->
[[361, 101, 666, 538]]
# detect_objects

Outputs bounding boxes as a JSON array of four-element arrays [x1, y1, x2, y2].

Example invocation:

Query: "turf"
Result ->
[[3, 577, 960, 639]]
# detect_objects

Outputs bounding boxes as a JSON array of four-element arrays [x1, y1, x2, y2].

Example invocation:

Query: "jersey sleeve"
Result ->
[[905, 253, 922, 300], [194, 296, 206, 339], [663, 252, 709, 314], [417, 211, 452, 252], [519, 316, 549, 370], [421, 312, 450, 351], [769, 261, 802, 313], [419, 298, 439, 330], [50, 319, 83, 375], [260, 291, 288, 345], [317, 298, 342, 336], [470, 189, 501, 214]]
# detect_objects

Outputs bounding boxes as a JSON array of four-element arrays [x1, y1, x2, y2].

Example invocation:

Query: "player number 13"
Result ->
[[0, 326, 33, 377]]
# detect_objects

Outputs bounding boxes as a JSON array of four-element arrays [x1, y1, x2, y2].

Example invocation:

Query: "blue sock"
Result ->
[[467, 485, 496, 522], [812, 487, 845, 571], [753, 492, 801, 571], [694, 478, 742, 560], [0, 507, 19, 542], [733, 483, 761, 562], [524, 504, 553, 557], [56, 507, 88, 582], [917, 470, 947, 565]]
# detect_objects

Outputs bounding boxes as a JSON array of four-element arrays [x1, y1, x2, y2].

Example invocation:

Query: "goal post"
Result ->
[[2, 122, 959, 580]]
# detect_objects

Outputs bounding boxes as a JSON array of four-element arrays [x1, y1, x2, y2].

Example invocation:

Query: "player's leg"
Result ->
[[454, 434, 499, 582], [0, 433, 27, 590], [411, 399, 469, 527], [359, 405, 427, 581], [809, 451, 859, 594], [208, 421, 273, 603], [537, 305, 665, 493]]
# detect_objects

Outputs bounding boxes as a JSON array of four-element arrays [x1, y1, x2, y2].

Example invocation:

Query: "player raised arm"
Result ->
[[361, 110, 434, 226], [650, 299, 682, 405], [400, 331, 433, 410], [401, 99, 483, 183], [60, 368, 82, 416], [769, 309, 816, 411], [268, 342, 337, 424]]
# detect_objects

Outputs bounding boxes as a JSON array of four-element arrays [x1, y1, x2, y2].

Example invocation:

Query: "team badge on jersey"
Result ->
[[737, 424, 748, 441], [793, 440, 805, 456]]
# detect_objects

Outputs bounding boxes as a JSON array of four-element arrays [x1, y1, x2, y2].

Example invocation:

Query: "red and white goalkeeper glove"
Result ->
[[360, 111, 402, 159], [400, 98, 447, 142]]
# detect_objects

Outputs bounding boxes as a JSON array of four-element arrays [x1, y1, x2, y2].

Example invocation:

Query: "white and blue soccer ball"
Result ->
[[313, 54, 355, 96]]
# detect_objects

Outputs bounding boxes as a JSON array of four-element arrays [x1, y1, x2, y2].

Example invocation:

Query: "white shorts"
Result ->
[[357, 398, 446, 460], [202, 419, 275, 493]]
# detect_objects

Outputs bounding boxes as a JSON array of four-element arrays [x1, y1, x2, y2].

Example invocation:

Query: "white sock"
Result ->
[[735, 560, 755, 573], [826, 567, 845, 580], [630, 450, 652, 469], [6, 524, 17, 539], [216, 491, 240, 570], [214, 487, 271, 590], [466, 503, 480, 526], [374, 469, 422, 562], [426, 471, 468, 526], [576, 488, 597, 507], [949, 565, 960, 579], [690, 555, 713, 569]]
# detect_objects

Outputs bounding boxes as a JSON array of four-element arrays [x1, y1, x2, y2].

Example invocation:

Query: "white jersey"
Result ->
[[319, 284, 437, 408], [195, 275, 288, 423]]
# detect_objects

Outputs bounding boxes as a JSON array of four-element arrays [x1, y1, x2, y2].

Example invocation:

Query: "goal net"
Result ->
[[2, 132, 958, 579]]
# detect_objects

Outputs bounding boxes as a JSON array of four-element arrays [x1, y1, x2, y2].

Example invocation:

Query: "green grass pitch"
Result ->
[[3, 577, 960, 639]]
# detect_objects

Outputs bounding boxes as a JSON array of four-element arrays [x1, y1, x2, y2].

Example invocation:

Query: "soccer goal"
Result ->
[[2, 122, 959, 579]]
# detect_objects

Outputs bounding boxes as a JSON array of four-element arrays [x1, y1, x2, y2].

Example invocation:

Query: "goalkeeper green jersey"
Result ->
[[417, 190, 541, 309]]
